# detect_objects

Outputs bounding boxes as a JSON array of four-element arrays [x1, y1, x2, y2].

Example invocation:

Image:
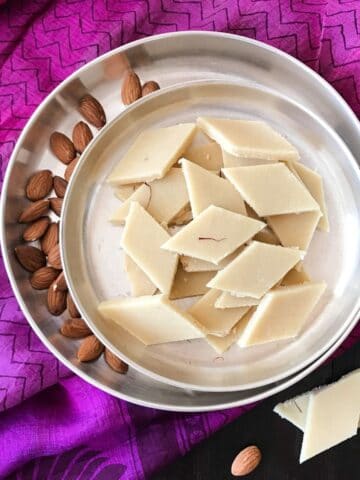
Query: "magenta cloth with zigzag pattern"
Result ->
[[0, 1, 359, 478]]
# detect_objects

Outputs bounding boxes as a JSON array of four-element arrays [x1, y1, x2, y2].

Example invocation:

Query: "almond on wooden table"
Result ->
[[26, 170, 53, 201], [30, 266, 59, 290], [48, 244, 62, 270], [64, 157, 79, 181], [79, 94, 106, 128], [53, 176, 68, 198], [50, 132, 76, 164], [231, 446, 262, 477], [15, 245, 46, 272], [60, 318, 91, 338], [77, 335, 104, 362], [72, 121, 93, 153], [104, 348, 129, 374], [49, 197, 63, 216], [23, 216, 50, 242], [141, 80, 160, 96], [67, 293, 80, 318], [18, 199, 49, 223], [47, 282, 67, 316], [41, 222, 59, 255], [53, 271, 67, 292], [121, 70, 142, 105]]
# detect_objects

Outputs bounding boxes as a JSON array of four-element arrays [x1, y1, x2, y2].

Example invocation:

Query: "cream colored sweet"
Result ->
[[274, 391, 310, 430], [253, 226, 280, 245], [115, 183, 140, 201], [180, 249, 240, 272], [208, 241, 303, 298], [222, 149, 278, 167], [98, 294, 205, 345], [223, 163, 320, 216], [121, 202, 178, 294], [111, 168, 189, 225], [181, 159, 246, 217], [170, 206, 192, 226], [108, 123, 196, 185], [238, 282, 326, 347], [290, 162, 329, 231], [162, 205, 265, 264], [184, 142, 223, 171], [300, 369, 360, 463], [188, 289, 249, 337], [280, 266, 310, 286], [267, 210, 322, 251], [274, 371, 360, 432], [197, 117, 300, 161], [215, 292, 260, 309], [124, 255, 157, 296], [206, 309, 254, 353], [169, 266, 214, 300]]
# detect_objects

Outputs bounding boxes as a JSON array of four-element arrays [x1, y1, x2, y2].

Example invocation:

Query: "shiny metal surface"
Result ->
[[1, 32, 360, 410], [62, 81, 360, 391]]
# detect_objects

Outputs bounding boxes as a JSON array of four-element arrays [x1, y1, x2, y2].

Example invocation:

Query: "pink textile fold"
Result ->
[[0, 1, 359, 478]]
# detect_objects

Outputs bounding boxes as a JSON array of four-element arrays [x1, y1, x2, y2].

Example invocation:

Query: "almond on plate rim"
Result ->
[[18, 199, 49, 223], [77, 335, 104, 362], [121, 69, 142, 105], [60, 318, 92, 339], [41, 222, 59, 255], [79, 94, 106, 129], [25, 170, 53, 201], [47, 282, 67, 316], [72, 121, 93, 153], [30, 266, 59, 290], [50, 131, 76, 165], [23, 216, 50, 242]]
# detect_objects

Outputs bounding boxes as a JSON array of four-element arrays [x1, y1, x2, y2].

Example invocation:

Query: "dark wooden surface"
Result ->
[[154, 341, 360, 479]]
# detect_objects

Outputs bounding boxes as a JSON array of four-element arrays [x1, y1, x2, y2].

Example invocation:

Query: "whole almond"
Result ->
[[72, 121, 93, 153], [48, 244, 62, 269], [66, 293, 80, 318], [30, 266, 59, 290], [49, 197, 63, 216], [231, 446, 262, 477], [23, 216, 50, 242], [53, 271, 67, 292], [79, 94, 106, 128], [26, 170, 53, 201], [104, 348, 129, 374], [53, 176, 68, 198], [47, 282, 67, 316], [15, 245, 46, 272], [121, 70, 142, 105], [50, 132, 76, 164], [18, 199, 49, 223], [142, 81, 160, 96], [60, 318, 91, 338], [41, 222, 59, 255], [64, 157, 79, 181], [77, 335, 104, 362]]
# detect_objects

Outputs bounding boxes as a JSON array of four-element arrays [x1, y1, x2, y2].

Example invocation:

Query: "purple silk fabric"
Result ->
[[0, 1, 359, 478]]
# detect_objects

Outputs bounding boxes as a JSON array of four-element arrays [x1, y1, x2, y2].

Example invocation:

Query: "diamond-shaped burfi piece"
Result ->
[[223, 163, 320, 216], [208, 241, 302, 298], [162, 205, 265, 264], [181, 159, 246, 217]]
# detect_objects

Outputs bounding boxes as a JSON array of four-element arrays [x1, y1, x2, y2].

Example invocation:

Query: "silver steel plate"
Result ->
[[62, 80, 360, 392], [1, 32, 360, 410]]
